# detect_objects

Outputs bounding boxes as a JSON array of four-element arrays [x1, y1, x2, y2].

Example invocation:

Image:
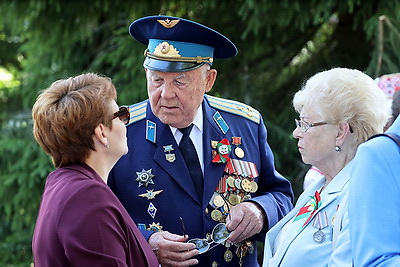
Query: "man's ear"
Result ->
[[93, 123, 108, 147], [205, 68, 217, 93]]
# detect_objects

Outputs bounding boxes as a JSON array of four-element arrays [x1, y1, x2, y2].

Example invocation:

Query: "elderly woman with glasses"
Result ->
[[31, 73, 159, 266], [262, 67, 390, 266]]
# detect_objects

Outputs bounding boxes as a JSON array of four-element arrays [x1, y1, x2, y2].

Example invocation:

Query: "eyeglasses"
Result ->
[[112, 106, 130, 125], [180, 193, 232, 254], [188, 223, 231, 254], [295, 118, 327, 133]]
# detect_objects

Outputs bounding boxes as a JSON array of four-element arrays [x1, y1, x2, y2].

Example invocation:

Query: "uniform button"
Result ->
[[212, 261, 218, 267], [205, 207, 209, 214]]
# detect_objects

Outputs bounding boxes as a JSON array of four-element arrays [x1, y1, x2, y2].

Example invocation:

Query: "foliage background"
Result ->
[[0, 0, 399, 265]]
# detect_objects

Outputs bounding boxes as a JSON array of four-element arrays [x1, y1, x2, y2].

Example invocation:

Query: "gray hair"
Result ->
[[293, 68, 390, 149]]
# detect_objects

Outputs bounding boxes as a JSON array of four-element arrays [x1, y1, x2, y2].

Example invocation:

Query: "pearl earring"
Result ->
[[335, 145, 341, 152]]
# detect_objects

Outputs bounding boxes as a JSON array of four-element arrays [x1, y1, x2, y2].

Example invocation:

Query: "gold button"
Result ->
[[212, 261, 218, 267]]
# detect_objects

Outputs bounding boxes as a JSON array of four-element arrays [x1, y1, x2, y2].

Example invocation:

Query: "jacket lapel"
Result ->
[[265, 163, 352, 265], [144, 105, 199, 204], [264, 178, 325, 264]]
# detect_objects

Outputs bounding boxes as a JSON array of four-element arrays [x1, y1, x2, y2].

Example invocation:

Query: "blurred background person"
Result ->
[[263, 67, 390, 266], [31, 73, 159, 266], [375, 72, 400, 130]]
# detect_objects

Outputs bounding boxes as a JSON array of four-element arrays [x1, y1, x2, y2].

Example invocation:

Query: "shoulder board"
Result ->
[[205, 95, 260, 124], [126, 101, 147, 126]]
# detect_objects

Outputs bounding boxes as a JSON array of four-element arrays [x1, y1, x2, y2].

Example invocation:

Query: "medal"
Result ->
[[212, 139, 231, 163], [163, 145, 176, 162], [223, 202, 230, 215], [234, 178, 242, 190], [135, 168, 155, 187], [224, 249, 233, 262], [227, 176, 235, 188], [312, 212, 329, 243], [213, 194, 225, 207], [211, 140, 218, 149], [250, 181, 258, 193], [313, 230, 326, 243], [235, 147, 245, 158], [211, 209, 223, 221], [228, 194, 240, 205], [241, 179, 252, 192], [232, 137, 245, 158]]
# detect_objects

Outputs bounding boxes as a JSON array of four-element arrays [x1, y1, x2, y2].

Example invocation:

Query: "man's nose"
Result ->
[[160, 82, 176, 98]]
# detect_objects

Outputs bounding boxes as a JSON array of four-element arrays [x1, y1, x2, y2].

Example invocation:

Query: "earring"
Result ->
[[104, 144, 110, 149], [335, 145, 341, 152]]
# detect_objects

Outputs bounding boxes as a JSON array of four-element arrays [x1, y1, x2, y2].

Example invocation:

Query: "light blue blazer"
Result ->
[[349, 116, 400, 266], [263, 161, 353, 266]]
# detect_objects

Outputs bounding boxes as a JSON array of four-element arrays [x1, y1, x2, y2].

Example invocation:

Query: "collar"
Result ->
[[170, 104, 203, 135]]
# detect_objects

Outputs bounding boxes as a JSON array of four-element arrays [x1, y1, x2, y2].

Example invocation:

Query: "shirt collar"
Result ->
[[170, 104, 203, 134]]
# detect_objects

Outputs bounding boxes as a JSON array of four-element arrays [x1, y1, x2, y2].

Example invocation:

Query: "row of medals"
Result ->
[[209, 174, 258, 263]]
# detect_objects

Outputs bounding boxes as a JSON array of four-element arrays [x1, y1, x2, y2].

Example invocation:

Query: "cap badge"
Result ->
[[157, 18, 180, 28], [154, 42, 180, 57]]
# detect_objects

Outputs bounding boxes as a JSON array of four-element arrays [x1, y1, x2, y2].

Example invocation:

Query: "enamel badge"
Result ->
[[135, 168, 155, 187], [163, 144, 176, 162], [139, 189, 163, 200]]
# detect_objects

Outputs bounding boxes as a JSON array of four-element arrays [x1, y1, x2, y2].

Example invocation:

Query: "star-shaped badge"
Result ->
[[148, 222, 163, 232], [135, 168, 155, 187]]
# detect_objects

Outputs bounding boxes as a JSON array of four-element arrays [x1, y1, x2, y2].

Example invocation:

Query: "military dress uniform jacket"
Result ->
[[108, 95, 293, 267], [349, 116, 400, 266]]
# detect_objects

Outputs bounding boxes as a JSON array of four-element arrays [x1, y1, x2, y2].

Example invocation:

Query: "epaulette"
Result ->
[[205, 95, 260, 124], [126, 101, 147, 126]]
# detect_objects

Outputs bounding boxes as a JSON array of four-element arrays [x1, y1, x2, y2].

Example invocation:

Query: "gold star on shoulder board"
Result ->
[[138, 189, 164, 200]]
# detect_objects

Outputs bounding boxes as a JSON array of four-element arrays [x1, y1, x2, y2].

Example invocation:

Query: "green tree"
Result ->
[[0, 0, 399, 265]]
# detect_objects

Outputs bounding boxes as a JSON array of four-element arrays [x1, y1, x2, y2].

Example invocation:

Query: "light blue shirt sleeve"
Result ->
[[349, 137, 400, 266]]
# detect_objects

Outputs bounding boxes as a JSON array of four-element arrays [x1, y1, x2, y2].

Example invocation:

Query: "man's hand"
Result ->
[[148, 231, 199, 267], [225, 202, 265, 243]]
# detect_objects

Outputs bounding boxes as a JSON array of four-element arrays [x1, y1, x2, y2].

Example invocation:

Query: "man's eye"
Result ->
[[153, 78, 162, 84]]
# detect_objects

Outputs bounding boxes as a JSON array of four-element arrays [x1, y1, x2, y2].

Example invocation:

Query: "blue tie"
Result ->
[[179, 124, 203, 201]]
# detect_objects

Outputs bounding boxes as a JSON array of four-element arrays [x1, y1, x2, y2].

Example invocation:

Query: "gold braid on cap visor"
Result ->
[[145, 49, 213, 64]]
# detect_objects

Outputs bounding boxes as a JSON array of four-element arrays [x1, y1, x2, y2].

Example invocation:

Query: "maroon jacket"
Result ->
[[32, 163, 159, 267]]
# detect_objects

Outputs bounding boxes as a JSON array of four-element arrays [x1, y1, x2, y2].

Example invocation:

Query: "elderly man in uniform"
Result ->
[[108, 15, 293, 267]]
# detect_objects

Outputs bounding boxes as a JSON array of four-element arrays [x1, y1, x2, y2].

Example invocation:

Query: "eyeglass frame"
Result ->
[[180, 193, 232, 254], [294, 118, 327, 133], [187, 222, 231, 254], [112, 106, 130, 125]]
